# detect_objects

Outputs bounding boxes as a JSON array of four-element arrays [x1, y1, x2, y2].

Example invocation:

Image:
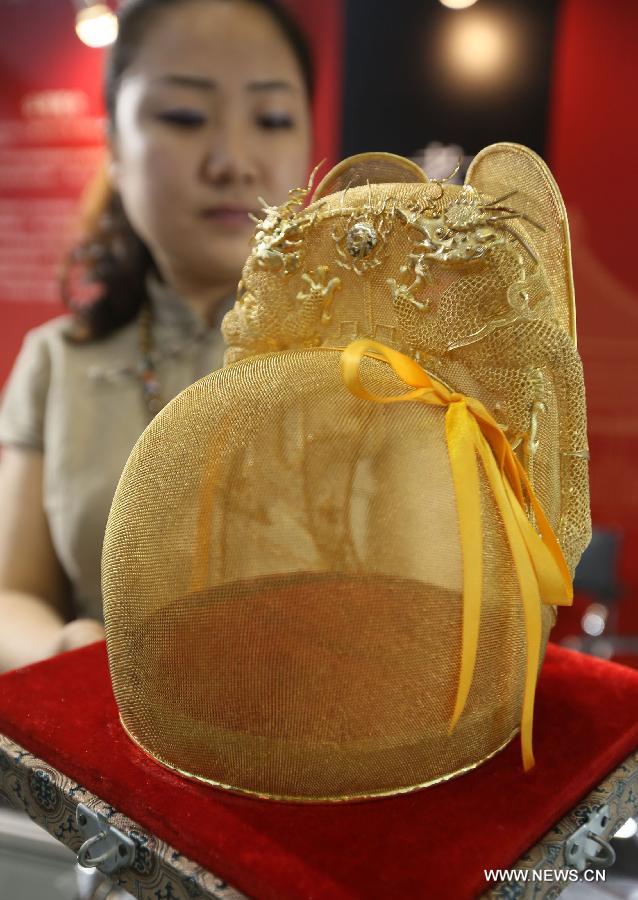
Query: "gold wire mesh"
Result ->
[[104, 351, 554, 801], [222, 163, 590, 575], [103, 146, 589, 801]]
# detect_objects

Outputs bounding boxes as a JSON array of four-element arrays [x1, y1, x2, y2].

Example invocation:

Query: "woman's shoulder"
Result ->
[[20, 313, 137, 358], [0, 317, 71, 451], [0, 314, 138, 451], [15, 313, 73, 354], [2, 315, 75, 398]]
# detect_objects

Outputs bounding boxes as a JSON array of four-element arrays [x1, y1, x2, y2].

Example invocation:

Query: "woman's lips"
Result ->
[[200, 207, 255, 228]]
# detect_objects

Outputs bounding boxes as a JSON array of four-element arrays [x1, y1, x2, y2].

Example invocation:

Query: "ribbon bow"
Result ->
[[341, 339, 572, 770]]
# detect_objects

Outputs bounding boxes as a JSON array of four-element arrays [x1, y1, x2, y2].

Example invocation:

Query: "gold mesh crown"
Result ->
[[103, 144, 590, 802]]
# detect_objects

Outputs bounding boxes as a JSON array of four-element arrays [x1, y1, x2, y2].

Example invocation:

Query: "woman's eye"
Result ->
[[256, 112, 294, 130], [156, 110, 206, 128]]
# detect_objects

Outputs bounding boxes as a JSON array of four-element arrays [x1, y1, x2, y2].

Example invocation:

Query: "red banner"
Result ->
[[0, 0, 343, 385]]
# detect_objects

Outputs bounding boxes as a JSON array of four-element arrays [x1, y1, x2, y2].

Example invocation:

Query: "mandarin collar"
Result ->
[[147, 274, 207, 337], [146, 274, 236, 338], [86, 278, 235, 384]]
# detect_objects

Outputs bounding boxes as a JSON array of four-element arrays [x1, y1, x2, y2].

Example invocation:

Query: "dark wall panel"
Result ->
[[342, 0, 559, 160]]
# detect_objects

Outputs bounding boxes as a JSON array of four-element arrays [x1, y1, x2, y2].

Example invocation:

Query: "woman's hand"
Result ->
[[0, 447, 73, 672], [52, 618, 106, 654]]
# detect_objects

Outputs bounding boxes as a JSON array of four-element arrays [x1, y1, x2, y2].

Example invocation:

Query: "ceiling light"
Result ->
[[75, 3, 118, 48], [439, 0, 479, 9], [438, 10, 520, 92]]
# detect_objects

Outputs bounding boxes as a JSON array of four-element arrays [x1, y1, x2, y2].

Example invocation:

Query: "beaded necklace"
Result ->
[[137, 302, 163, 416], [136, 292, 234, 417]]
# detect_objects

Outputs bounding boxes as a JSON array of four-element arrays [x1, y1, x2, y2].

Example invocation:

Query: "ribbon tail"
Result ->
[[502, 480, 543, 772], [447, 405, 483, 733], [339, 338, 571, 772], [509, 484, 572, 607], [476, 438, 542, 771]]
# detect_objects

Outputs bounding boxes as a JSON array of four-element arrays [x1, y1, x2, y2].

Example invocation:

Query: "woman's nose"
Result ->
[[201, 125, 258, 186]]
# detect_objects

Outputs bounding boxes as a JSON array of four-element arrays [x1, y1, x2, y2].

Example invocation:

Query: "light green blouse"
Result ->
[[0, 281, 232, 621]]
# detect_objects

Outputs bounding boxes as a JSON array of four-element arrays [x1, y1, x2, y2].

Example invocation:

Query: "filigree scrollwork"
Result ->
[[394, 185, 546, 292], [250, 165, 321, 275], [387, 276, 429, 312], [252, 208, 306, 275], [222, 267, 342, 363], [297, 266, 342, 323], [522, 367, 549, 512], [222, 149, 589, 574], [527, 368, 548, 461]]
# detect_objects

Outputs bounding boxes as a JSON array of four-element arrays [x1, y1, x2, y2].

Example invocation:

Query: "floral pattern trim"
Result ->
[[0, 732, 246, 900], [480, 749, 638, 899]]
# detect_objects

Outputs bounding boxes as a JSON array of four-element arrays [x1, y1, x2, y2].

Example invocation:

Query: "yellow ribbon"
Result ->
[[341, 339, 573, 770]]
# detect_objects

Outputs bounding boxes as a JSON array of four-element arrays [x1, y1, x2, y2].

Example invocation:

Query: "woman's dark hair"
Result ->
[[62, 0, 314, 341]]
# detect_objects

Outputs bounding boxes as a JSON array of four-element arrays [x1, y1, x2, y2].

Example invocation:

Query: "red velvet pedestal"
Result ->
[[0, 642, 637, 899]]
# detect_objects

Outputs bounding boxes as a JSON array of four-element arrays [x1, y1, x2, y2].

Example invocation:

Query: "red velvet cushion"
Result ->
[[0, 642, 637, 899]]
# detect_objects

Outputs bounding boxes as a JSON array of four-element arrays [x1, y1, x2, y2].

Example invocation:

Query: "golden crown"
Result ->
[[102, 144, 590, 802]]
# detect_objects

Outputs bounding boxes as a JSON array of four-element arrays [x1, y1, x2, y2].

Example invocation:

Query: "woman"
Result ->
[[0, 0, 313, 671]]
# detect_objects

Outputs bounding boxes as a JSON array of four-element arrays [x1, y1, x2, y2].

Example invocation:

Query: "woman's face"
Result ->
[[110, 0, 312, 292]]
